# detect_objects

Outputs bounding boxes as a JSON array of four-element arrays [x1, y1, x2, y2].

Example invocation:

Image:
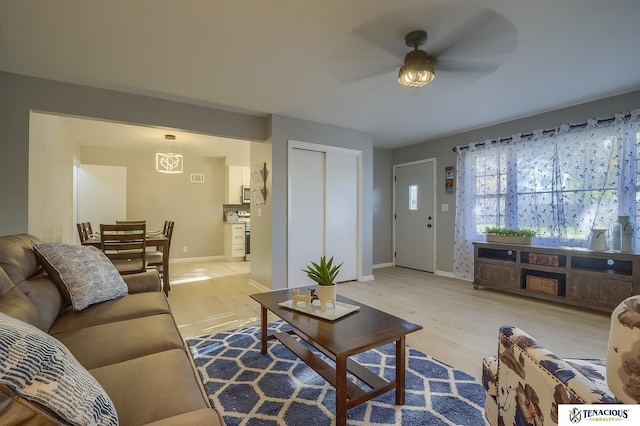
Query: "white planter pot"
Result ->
[[316, 284, 337, 311]]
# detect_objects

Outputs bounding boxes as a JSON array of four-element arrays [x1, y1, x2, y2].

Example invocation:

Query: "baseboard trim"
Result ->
[[435, 270, 471, 281], [358, 275, 375, 282], [373, 262, 394, 269], [249, 279, 271, 292], [170, 255, 225, 264]]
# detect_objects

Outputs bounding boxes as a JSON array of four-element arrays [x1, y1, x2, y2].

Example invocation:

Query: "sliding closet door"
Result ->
[[325, 152, 357, 282], [288, 148, 325, 288], [288, 142, 360, 288]]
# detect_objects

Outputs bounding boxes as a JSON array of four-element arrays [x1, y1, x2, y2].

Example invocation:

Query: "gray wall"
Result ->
[[249, 140, 273, 287], [372, 147, 394, 266], [268, 115, 374, 289], [0, 71, 374, 290], [0, 71, 265, 235], [389, 89, 640, 274]]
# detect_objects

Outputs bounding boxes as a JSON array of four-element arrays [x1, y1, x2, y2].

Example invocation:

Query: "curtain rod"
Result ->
[[452, 112, 633, 152]]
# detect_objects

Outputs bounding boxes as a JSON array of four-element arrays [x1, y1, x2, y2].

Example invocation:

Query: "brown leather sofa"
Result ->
[[0, 234, 224, 425]]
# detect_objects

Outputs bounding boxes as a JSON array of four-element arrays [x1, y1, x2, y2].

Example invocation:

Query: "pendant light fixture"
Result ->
[[398, 30, 435, 88], [155, 134, 183, 174]]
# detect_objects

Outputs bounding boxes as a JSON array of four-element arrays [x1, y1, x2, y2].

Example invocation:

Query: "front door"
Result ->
[[394, 159, 436, 272]]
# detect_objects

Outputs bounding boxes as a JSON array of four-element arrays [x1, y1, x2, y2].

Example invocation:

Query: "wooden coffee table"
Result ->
[[250, 288, 423, 426]]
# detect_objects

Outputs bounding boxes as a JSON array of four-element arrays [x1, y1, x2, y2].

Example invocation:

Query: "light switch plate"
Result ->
[[442, 204, 449, 212]]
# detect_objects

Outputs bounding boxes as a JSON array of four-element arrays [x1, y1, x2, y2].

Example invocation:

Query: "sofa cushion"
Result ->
[[54, 313, 185, 369], [49, 291, 171, 334], [0, 267, 45, 330], [607, 295, 640, 404], [90, 349, 211, 425], [0, 234, 41, 284], [16, 275, 63, 331], [0, 313, 118, 426], [33, 241, 128, 311]]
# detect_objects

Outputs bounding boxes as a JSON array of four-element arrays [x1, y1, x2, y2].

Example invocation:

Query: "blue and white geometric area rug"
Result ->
[[186, 321, 487, 426]]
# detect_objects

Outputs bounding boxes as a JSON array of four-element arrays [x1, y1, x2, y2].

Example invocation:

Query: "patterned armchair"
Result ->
[[482, 295, 640, 426]]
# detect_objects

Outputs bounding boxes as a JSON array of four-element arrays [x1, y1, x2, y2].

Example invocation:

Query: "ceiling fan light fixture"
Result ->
[[398, 49, 434, 88]]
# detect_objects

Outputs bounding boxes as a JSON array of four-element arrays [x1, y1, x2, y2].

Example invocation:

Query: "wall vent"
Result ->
[[190, 173, 205, 183]]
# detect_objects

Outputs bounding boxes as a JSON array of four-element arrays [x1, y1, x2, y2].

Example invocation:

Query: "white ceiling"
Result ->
[[52, 114, 251, 166], [3, 0, 640, 150]]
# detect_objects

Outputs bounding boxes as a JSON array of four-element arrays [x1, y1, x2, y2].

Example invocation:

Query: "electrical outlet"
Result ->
[[183, 246, 188, 253]]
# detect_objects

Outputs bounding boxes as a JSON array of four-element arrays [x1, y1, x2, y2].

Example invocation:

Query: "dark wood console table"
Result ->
[[473, 242, 640, 312]]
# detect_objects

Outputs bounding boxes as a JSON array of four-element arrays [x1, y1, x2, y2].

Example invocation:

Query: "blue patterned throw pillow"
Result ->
[[0, 313, 119, 425], [32, 241, 128, 311]]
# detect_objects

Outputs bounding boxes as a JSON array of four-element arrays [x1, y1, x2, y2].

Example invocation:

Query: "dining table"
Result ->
[[82, 232, 170, 295]]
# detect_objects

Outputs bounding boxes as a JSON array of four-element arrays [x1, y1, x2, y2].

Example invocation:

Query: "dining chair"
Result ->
[[76, 222, 93, 243], [147, 220, 174, 284], [100, 222, 147, 275]]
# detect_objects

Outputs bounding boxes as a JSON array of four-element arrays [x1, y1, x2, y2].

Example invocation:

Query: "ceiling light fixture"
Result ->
[[398, 30, 435, 88], [156, 134, 183, 174]]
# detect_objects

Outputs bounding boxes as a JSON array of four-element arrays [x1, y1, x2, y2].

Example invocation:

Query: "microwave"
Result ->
[[242, 186, 250, 203]]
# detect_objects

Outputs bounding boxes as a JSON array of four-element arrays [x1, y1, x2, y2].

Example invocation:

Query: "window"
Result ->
[[409, 185, 418, 211], [453, 111, 640, 280]]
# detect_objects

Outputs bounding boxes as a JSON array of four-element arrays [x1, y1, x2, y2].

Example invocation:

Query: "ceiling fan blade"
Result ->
[[429, 9, 517, 61], [329, 4, 516, 88], [435, 58, 502, 74], [336, 63, 398, 85]]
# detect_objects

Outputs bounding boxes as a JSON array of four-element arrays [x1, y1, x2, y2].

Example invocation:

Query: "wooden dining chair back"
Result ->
[[147, 221, 174, 268], [163, 220, 175, 249], [100, 223, 147, 275], [76, 222, 93, 243], [147, 221, 174, 294]]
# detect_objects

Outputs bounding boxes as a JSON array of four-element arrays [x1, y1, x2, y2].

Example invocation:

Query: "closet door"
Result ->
[[288, 143, 360, 288], [288, 148, 325, 288], [325, 152, 357, 282]]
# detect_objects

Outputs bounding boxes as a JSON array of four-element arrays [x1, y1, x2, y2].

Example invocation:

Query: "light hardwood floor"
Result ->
[[167, 260, 611, 380]]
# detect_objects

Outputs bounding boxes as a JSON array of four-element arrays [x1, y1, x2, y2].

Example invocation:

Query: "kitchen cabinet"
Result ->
[[225, 165, 250, 204], [473, 242, 640, 312], [224, 223, 246, 261]]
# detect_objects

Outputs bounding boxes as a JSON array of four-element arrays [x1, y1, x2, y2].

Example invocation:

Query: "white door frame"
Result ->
[[393, 158, 437, 270], [287, 140, 363, 286]]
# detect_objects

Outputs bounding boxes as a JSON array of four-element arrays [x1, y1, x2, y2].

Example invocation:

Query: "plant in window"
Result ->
[[484, 227, 536, 237]]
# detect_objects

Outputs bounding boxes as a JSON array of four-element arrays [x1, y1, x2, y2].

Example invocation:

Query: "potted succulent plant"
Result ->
[[484, 226, 536, 245], [302, 256, 342, 311]]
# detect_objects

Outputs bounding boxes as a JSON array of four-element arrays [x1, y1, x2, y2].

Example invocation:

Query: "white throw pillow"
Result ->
[[0, 313, 119, 425], [32, 241, 128, 311]]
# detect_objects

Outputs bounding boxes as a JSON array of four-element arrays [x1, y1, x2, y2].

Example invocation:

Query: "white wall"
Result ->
[[77, 164, 127, 230], [28, 112, 79, 243]]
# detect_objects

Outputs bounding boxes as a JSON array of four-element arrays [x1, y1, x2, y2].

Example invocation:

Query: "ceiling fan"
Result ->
[[398, 30, 435, 88], [331, 5, 518, 91]]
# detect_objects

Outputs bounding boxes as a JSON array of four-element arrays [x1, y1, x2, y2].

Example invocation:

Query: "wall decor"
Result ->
[[445, 166, 455, 194], [251, 162, 268, 204]]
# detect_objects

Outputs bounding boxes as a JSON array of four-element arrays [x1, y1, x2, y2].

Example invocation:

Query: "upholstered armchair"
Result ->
[[482, 295, 640, 426]]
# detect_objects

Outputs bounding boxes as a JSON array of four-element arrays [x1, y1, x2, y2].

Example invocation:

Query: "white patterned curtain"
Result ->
[[453, 110, 640, 280]]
